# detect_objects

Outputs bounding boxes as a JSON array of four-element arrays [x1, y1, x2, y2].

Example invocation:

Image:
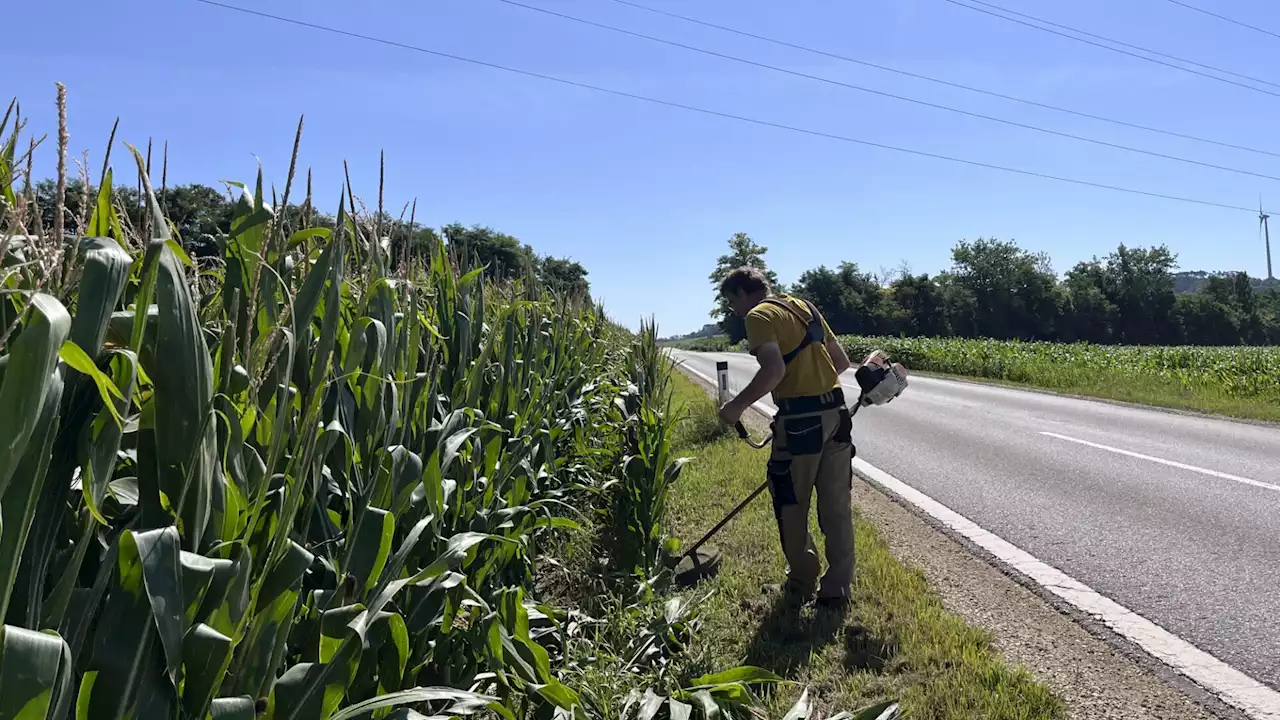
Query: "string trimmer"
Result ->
[[671, 351, 907, 588]]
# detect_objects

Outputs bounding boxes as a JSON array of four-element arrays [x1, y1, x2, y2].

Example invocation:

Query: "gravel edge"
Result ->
[[850, 473, 1234, 720]]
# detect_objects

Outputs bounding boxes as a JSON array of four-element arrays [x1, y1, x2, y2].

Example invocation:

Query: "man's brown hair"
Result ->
[[719, 266, 771, 297]]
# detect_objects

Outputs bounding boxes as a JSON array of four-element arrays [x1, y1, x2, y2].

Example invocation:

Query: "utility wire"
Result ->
[[1163, 0, 1280, 42], [953, 0, 1280, 90], [192, 0, 1257, 214], [941, 0, 1280, 99], [604, 0, 1280, 160], [496, 0, 1280, 184]]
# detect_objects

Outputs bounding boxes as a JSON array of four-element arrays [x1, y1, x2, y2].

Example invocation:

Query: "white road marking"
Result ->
[[1040, 431, 1280, 494], [673, 353, 1280, 720], [852, 460, 1280, 720]]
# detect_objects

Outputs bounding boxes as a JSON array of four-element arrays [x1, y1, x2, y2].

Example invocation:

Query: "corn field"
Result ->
[[839, 335, 1280, 402], [0, 92, 899, 720]]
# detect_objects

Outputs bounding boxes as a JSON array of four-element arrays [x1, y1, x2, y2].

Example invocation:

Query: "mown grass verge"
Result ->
[[663, 368, 1065, 719]]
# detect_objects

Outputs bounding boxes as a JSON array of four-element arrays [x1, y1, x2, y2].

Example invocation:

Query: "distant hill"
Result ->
[[1173, 271, 1280, 294], [659, 323, 722, 342]]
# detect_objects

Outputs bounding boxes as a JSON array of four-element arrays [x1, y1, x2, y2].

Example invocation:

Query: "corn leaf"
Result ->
[[344, 506, 394, 595], [265, 662, 346, 720], [286, 227, 330, 252], [86, 168, 123, 242], [781, 689, 811, 720], [71, 237, 132, 359], [668, 698, 692, 720], [134, 528, 186, 687], [690, 691, 720, 719], [147, 241, 216, 550], [0, 625, 73, 720], [534, 681, 584, 712], [686, 666, 783, 689], [0, 365, 62, 621], [181, 623, 234, 720], [73, 358, 135, 527], [80, 528, 182, 719], [844, 701, 902, 720], [234, 541, 311, 699], [327, 687, 498, 720], [0, 122, 16, 209], [0, 293, 70, 496], [58, 340, 124, 425], [209, 697, 258, 719]]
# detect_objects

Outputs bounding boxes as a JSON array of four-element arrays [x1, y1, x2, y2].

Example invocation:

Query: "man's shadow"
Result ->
[[742, 595, 893, 679]]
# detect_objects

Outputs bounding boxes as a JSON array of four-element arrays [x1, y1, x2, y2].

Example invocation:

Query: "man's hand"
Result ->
[[721, 342, 785, 424], [718, 399, 745, 426]]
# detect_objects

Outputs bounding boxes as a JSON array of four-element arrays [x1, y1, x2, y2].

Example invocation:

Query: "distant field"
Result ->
[[661, 335, 744, 352], [666, 334, 1280, 421]]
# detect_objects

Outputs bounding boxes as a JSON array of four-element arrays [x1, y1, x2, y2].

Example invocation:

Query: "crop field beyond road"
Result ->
[[667, 334, 1280, 421]]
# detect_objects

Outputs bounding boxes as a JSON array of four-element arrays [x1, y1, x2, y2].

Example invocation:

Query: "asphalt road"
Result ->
[[670, 349, 1280, 692]]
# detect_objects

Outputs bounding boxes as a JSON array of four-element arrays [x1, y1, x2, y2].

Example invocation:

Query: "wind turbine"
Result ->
[[1262, 198, 1274, 282]]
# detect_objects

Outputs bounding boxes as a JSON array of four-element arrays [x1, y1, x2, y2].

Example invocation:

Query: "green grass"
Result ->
[[664, 369, 1065, 719], [838, 335, 1280, 422]]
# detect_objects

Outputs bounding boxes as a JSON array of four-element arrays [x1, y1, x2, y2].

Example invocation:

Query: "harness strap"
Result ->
[[759, 296, 827, 365]]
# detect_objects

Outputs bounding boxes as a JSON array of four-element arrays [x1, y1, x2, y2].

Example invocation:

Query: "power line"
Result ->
[[495, 0, 1280, 184], [941, 0, 1280, 99], [604, 0, 1280, 160], [192, 0, 1256, 215], [954, 0, 1280, 90], [1163, 0, 1280, 42]]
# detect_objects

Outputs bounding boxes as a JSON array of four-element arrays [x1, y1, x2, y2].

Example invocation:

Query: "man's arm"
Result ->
[[720, 308, 785, 425], [817, 308, 851, 375], [731, 341, 786, 409], [826, 336, 852, 375]]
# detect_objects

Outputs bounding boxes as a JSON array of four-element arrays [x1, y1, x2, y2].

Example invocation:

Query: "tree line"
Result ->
[[709, 232, 1280, 347], [19, 179, 592, 298]]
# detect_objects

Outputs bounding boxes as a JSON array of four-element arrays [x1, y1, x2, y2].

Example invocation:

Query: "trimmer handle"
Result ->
[[734, 421, 772, 449]]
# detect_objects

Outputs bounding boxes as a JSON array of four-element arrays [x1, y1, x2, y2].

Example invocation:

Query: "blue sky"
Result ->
[[7, 0, 1280, 334]]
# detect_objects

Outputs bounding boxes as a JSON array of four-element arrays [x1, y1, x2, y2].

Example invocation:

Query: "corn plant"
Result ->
[[607, 320, 689, 589], [0, 85, 638, 716], [0, 89, 896, 720]]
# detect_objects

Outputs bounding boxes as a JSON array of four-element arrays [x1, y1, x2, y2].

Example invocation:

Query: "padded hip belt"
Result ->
[[775, 387, 846, 417]]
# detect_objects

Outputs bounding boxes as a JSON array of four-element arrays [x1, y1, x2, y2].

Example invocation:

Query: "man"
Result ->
[[716, 266, 855, 609]]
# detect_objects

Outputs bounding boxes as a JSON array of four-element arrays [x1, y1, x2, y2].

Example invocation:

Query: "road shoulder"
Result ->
[[851, 475, 1228, 720], [679, 365, 1228, 720]]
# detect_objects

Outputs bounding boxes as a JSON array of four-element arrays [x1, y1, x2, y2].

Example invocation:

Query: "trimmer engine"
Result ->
[[853, 349, 908, 407]]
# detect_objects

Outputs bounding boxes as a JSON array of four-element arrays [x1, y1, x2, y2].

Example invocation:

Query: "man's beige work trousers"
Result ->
[[766, 394, 855, 600]]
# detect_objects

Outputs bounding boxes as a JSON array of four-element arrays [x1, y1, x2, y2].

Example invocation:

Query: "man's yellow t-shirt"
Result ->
[[744, 294, 840, 400]]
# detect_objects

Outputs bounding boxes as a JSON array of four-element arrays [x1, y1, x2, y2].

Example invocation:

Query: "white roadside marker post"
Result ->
[[716, 361, 730, 406]]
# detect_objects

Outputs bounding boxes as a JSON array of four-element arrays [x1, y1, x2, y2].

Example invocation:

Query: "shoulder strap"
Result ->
[[759, 296, 827, 365]]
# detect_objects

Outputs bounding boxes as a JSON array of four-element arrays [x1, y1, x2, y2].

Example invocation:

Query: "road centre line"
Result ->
[[1039, 431, 1280, 493], [674, 356, 1280, 720]]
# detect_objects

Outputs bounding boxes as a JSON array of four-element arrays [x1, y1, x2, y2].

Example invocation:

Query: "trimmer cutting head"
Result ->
[[671, 546, 724, 587]]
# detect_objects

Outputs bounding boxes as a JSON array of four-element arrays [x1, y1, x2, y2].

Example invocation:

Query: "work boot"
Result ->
[[762, 579, 813, 603], [815, 594, 851, 612]]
